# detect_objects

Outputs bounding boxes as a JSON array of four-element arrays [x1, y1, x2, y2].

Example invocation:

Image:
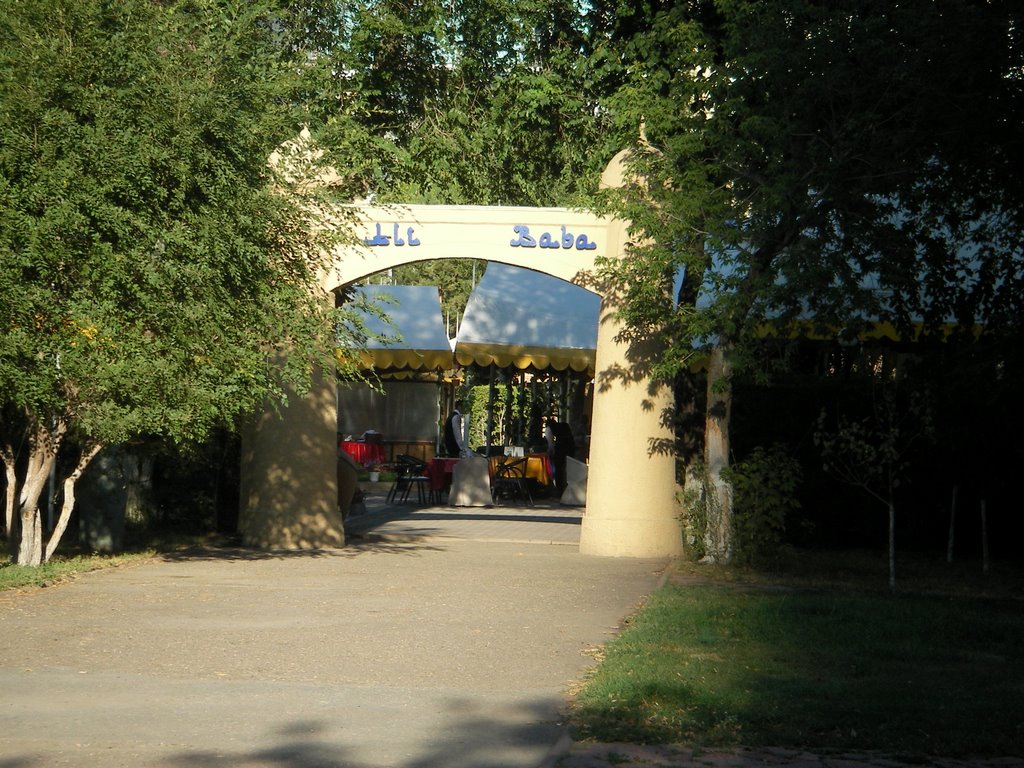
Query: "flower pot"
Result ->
[[369, 471, 380, 482]]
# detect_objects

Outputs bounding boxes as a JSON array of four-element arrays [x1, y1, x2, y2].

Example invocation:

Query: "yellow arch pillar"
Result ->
[[579, 216, 683, 558], [238, 360, 345, 549]]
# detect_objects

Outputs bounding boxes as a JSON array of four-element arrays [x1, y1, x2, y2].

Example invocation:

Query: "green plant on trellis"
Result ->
[[467, 383, 539, 449]]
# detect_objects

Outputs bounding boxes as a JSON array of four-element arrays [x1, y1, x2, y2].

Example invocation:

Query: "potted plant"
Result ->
[[365, 461, 381, 482]]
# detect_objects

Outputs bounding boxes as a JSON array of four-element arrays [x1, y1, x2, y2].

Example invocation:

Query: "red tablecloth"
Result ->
[[427, 458, 460, 491], [340, 441, 386, 467]]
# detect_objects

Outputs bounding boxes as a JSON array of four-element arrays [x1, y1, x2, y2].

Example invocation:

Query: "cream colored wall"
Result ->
[[578, 157, 685, 558], [325, 205, 611, 289]]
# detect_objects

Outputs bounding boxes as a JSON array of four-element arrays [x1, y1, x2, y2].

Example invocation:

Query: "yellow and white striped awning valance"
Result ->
[[454, 343, 595, 374]]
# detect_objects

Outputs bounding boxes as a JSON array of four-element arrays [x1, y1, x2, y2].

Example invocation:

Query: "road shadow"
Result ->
[[6, 698, 570, 768], [156, 536, 447, 563]]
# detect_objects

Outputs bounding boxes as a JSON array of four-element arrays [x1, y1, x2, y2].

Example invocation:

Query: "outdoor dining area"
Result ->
[[337, 264, 596, 513], [378, 452, 550, 506]]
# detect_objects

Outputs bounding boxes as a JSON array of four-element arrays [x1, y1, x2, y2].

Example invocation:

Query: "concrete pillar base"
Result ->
[[580, 515, 683, 558]]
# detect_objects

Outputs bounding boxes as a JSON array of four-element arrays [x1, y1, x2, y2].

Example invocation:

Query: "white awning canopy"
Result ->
[[454, 264, 600, 374], [349, 284, 454, 372]]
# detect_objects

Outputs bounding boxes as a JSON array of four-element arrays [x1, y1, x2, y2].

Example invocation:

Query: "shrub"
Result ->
[[723, 445, 802, 566]]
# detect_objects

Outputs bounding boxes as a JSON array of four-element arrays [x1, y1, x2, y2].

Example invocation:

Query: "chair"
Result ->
[[491, 456, 533, 506], [386, 455, 431, 504]]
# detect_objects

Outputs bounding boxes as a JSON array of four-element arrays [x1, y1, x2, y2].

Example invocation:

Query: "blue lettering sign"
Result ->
[[510, 225, 597, 251], [364, 223, 421, 247], [510, 225, 537, 248], [575, 233, 596, 250], [561, 226, 575, 249], [364, 223, 389, 246]]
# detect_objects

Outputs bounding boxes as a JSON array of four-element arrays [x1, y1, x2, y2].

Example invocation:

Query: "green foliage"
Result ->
[[466, 381, 538, 448], [593, 0, 1024, 384], [814, 385, 935, 508], [0, 0, 356, 445], [328, 0, 609, 207], [0, 0, 373, 562], [722, 445, 802, 566], [678, 467, 710, 561]]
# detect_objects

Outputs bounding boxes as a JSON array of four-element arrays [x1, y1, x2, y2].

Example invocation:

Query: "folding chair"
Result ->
[[491, 455, 533, 506], [386, 454, 431, 504]]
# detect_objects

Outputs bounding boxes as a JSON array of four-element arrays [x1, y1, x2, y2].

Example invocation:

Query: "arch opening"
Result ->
[[240, 203, 683, 558]]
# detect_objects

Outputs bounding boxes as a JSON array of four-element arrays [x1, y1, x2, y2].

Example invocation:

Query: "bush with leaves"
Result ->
[[467, 382, 539, 449], [678, 463, 710, 561], [722, 445, 802, 566]]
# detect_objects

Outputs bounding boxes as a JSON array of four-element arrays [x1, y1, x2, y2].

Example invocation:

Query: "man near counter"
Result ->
[[443, 400, 467, 457]]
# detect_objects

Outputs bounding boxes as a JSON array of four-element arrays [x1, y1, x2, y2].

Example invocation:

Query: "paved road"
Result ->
[[0, 498, 668, 768]]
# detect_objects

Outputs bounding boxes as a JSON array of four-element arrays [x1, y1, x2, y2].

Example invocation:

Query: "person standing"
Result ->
[[443, 400, 467, 457], [551, 421, 576, 496]]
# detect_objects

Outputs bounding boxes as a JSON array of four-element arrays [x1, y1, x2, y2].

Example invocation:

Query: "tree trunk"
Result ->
[[946, 484, 958, 564], [45, 443, 102, 563], [681, 461, 706, 556], [703, 345, 733, 564], [2, 445, 16, 551], [18, 506, 43, 566], [122, 450, 153, 526], [13, 417, 67, 565], [17, 469, 58, 565]]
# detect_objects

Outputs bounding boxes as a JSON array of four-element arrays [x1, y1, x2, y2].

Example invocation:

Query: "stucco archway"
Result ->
[[240, 200, 683, 558]]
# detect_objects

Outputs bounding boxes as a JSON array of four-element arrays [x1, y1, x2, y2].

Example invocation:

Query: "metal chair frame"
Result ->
[[387, 454, 431, 504], [491, 456, 533, 506]]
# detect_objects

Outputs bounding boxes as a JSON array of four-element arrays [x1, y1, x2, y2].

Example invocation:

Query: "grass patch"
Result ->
[[571, 558, 1024, 758], [0, 551, 156, 591]]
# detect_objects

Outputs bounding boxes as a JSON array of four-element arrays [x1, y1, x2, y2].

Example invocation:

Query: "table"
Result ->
[[560, 456, 588, 506], [449, 456, 492, 507], [427, 458, 460, 493], [488, 454, 552, 486], [340, 441, 386, 467]]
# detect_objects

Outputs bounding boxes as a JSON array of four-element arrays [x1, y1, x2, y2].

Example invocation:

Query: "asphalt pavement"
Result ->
[[0, 493, 669, 768]]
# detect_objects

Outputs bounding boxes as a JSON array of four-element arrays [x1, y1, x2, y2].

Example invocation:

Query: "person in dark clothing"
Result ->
[[443, 400, 466, 457], [527, 411, 545, 453], [551, 421, 576, 496]]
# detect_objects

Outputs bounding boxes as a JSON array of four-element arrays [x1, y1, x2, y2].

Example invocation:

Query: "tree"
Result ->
[[591, 0, 1024, 562], [318, 0, 607, 208], [0, 0, 369, 565], [815, 382, 935, 591], [317, 0, 608, 323]]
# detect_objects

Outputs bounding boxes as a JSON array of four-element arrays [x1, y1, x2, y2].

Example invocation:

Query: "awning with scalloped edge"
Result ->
[[348, 284, 454, 372], [454, 263, 600, 374]]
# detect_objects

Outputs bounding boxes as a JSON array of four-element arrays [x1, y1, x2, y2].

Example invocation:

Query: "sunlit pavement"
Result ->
[[0, 500, 667, 768]]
